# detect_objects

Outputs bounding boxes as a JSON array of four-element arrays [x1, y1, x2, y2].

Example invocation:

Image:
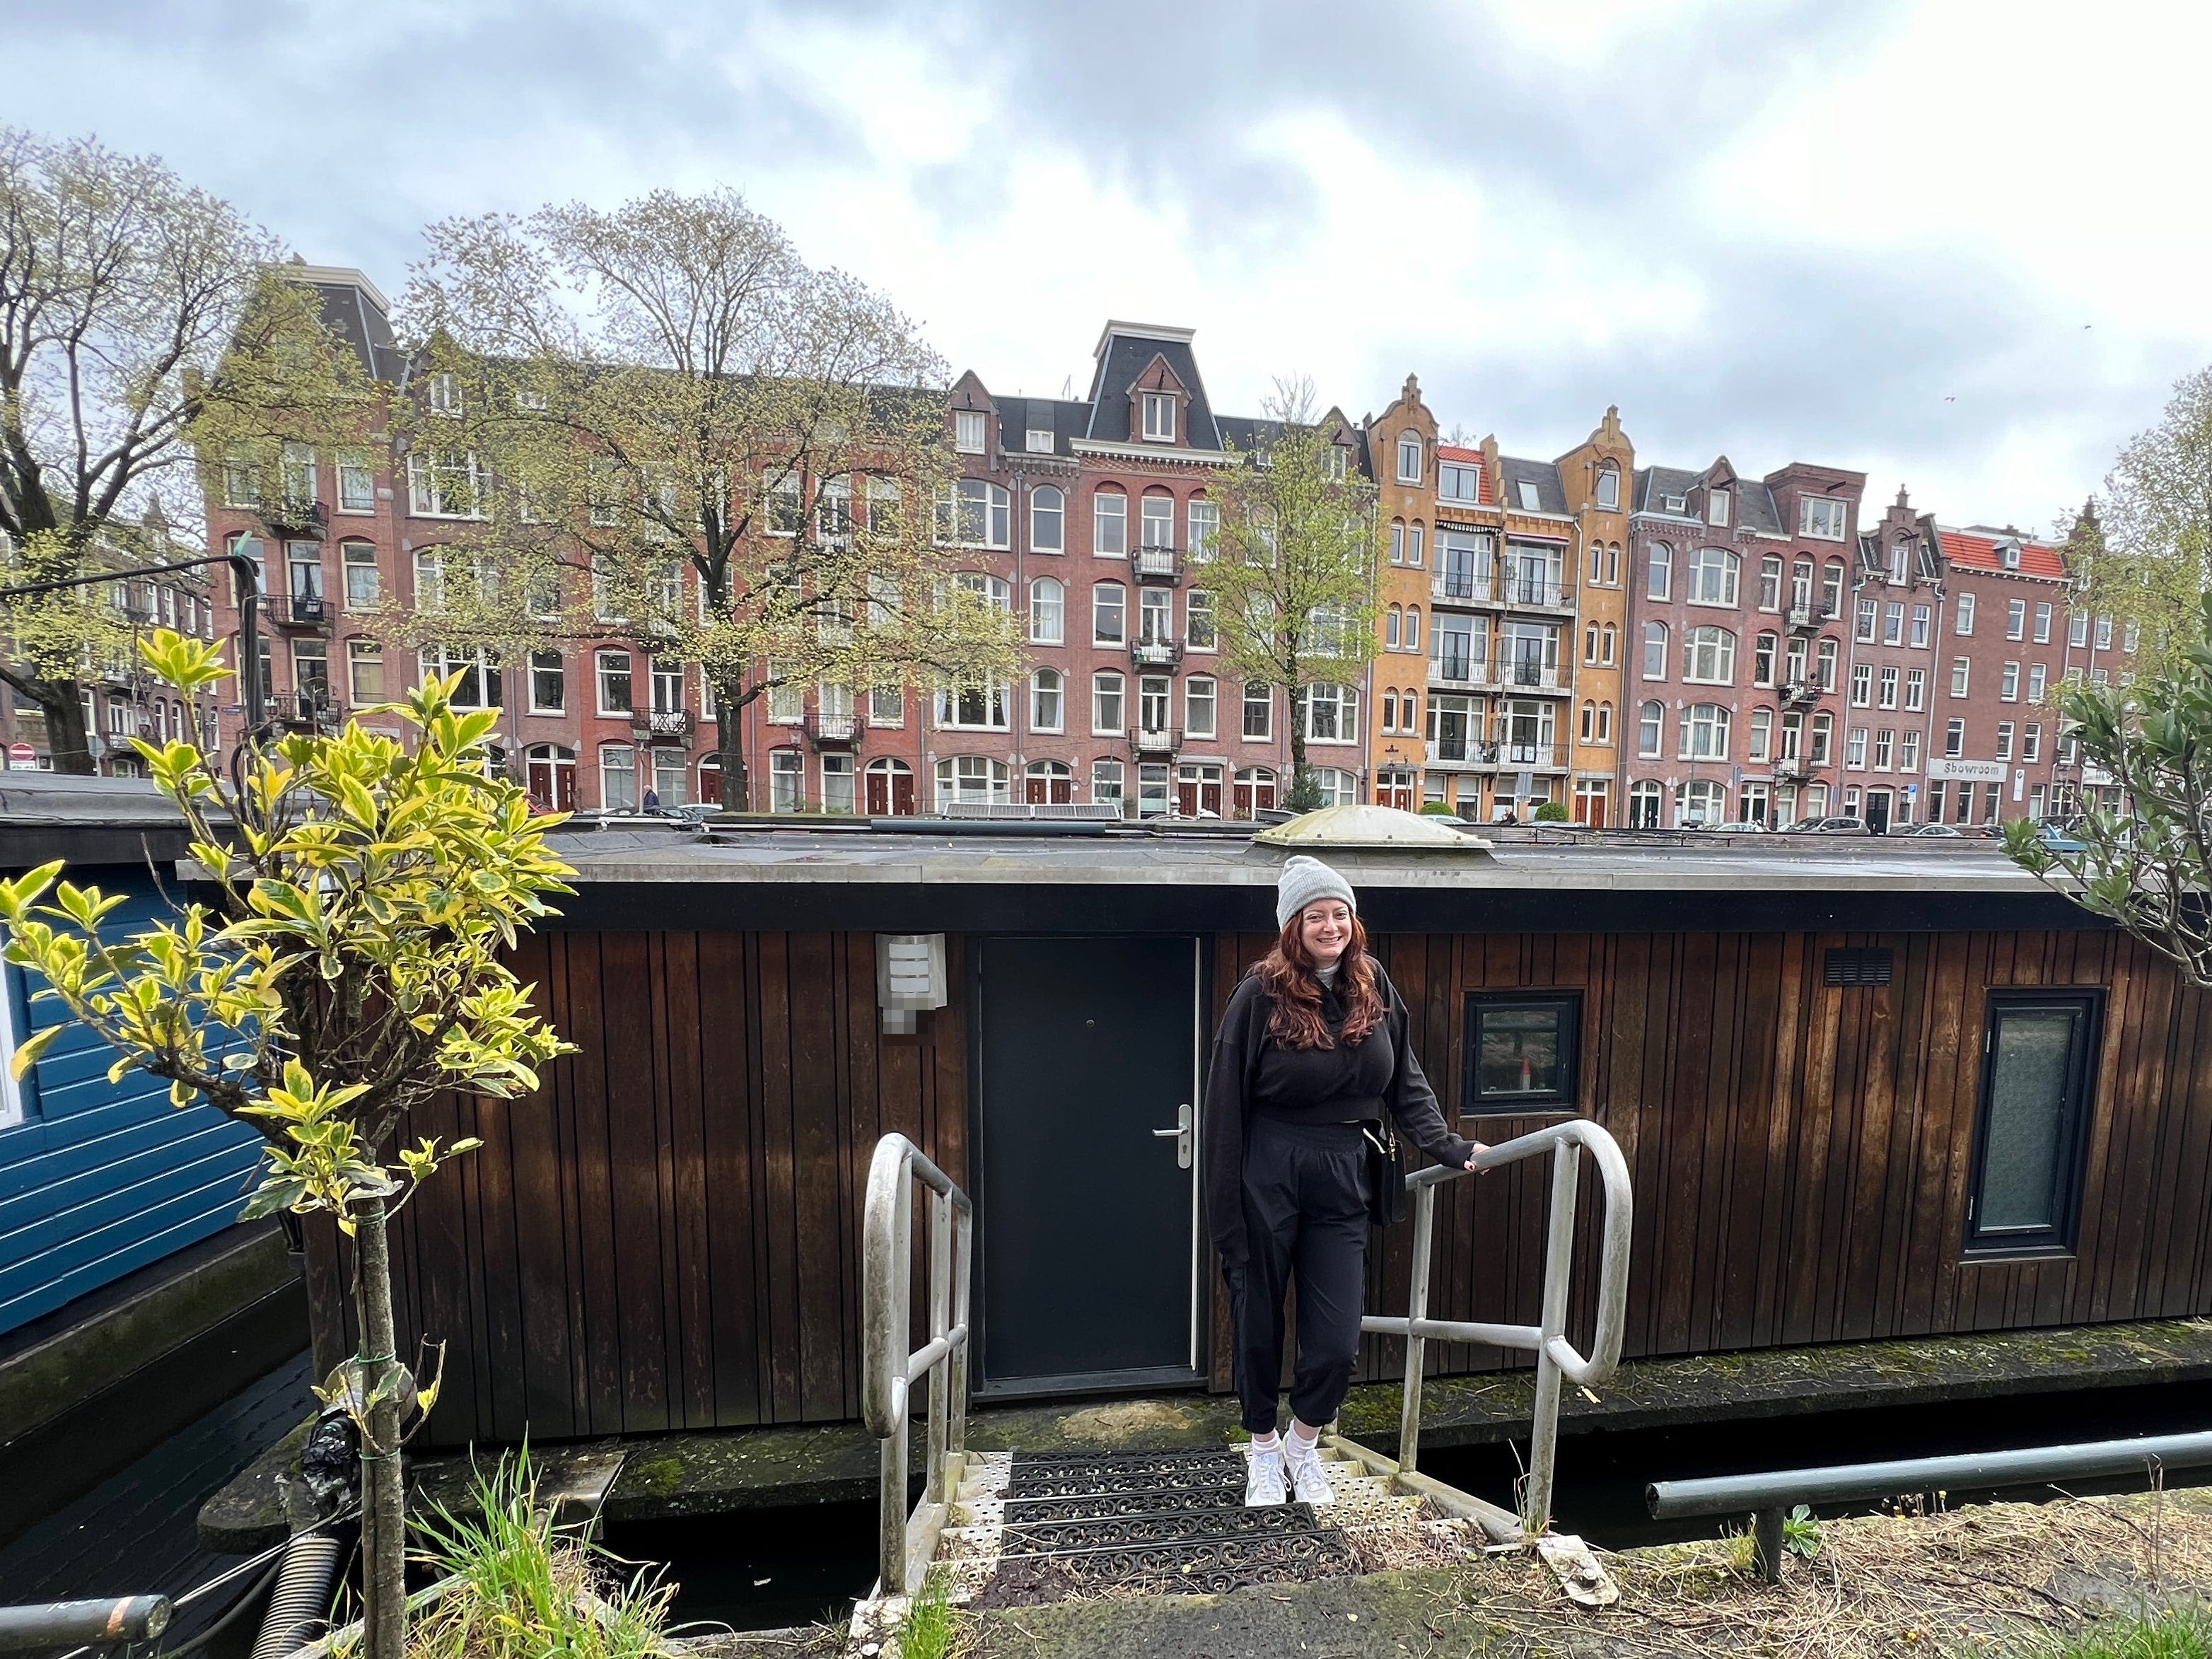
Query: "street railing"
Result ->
[[861, 1134, 974, 1597], [1358, 1117, 1632, 1537]]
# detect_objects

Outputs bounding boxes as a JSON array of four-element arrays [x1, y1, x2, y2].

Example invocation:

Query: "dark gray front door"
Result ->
[[974, 935, 1201, 1393]]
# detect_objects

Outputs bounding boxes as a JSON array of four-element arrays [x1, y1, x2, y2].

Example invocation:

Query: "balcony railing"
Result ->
[[1501, 659, 1563, 690], [1132, 725, 1180, 755], [1130, 639, 1183, 669], [805, 711, 862, 748], [634, 708, 694, 741], [269, 593, 332, 627], [1431, 575, 1492, 605], [1498, 743, 1564, 769], [1779, 678, 1820, 707], [1773, 758, 1810, 782], [274, 690, 345, 730], [1424, 740, 1497, 772], [1132, 545, 1180, 582], [1428, 653, 1491, 689], [1786, 603, 1819, 632], [1501, 577, 1572, 610], [261, 497, 327, 538]]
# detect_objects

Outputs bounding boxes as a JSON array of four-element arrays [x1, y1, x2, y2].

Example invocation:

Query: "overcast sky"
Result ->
[[8, 0, 2206, 534]]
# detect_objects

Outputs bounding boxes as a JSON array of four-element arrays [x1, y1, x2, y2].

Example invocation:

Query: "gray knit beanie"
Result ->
[[1276, 855, 1356, 932]]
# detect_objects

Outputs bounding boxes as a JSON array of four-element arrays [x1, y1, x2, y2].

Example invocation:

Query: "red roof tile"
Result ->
[[1938, 528, 2067, 581], [1436, 445, 1494, 506]]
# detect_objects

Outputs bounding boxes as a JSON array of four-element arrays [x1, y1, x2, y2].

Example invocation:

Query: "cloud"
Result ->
[[2, 0, 2206, 525]]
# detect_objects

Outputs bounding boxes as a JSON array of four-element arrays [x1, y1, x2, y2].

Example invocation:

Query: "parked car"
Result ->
[[1707, 820, 1768, 833], [1903, 822, 1965, 837], [1800, 816, 1871, 835], [2032, 820, 2088, 854]]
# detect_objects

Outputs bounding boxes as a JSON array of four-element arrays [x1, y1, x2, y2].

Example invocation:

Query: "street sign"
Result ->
[[8, 742, 34, 768]]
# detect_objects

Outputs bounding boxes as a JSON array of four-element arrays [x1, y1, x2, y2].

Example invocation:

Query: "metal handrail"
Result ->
[[1358, 1117, 1632, 1537], [861, 1134, 974, 1597], [1648, 1428, 2212, 1583]]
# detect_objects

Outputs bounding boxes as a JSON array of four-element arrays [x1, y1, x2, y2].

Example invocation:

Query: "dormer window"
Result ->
[[1999, 540, 2021, 571], [1141, 392, 1177, 442], [1798, 496, 1847, 540], [428, 372, 461, 417], [1707, 489, 1730, 528], [1397, 432, 1423, 484], [955, 409, 987, 454], [1660, 492, 1688, 513], [1025, 428, 1055, 453], [1595, 464, 1621, 511], [1325, 445, 1347, 482], [1515, 479, 1542, 512], [1890, 542, 1912, 584]]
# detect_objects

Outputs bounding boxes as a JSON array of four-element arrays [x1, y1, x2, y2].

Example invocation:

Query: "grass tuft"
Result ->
[[407, 1450, 676, 1659], [2022, 1605, 2212, 1659], [896, 1569, 957, 1659]]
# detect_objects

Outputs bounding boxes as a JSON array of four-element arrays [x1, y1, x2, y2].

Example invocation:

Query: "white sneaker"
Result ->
[[1244, 1445, 1288, 1507], [1283, 1440, 1334, 1506]]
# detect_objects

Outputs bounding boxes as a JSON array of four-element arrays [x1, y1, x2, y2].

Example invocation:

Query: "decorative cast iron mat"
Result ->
[[965, 1449, 1358, 1607]]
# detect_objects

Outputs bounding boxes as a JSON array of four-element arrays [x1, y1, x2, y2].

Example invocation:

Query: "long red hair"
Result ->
[[1258, 912, 1384, 1050]]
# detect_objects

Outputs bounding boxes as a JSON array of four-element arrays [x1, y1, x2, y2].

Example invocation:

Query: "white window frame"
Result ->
[[1029, 576, 1064, 644], [1093, 490, 1128, 557], [954, 409, 988, 454], [1141, 392, 1177, 443], [1798, 495, 1847, 540], [1030, 668, 1064, 733], [1031, 485, 1065, 554], [595, 648, 634, 716], [1185, 675, 1218, 740], [1092, 670, 1126, 735], [1397, 432, 1424, 484]]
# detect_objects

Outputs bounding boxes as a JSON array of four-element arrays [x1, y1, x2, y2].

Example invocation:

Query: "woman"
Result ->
[[1204, 854, 1485, 1507]]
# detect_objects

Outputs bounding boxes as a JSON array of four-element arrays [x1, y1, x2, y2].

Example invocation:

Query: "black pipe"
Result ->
[[248, 1533, 344, 1659], [0, 1598, 170, 1652]]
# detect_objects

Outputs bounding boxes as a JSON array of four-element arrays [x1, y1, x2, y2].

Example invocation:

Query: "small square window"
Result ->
[[954, 409, 987, 453], [1463, 991, 1581, 1112], [1025, 428, 1055, 453]]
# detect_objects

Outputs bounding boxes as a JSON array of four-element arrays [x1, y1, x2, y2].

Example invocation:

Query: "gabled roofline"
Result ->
[[283, 263, 391, 315]]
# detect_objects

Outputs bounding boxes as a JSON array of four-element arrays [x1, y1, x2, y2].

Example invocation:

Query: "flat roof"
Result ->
[[540, 824, 2088, 936]]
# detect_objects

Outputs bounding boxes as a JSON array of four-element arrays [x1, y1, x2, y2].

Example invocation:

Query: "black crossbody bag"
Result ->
[[1361, 1115, 1408, 1226]]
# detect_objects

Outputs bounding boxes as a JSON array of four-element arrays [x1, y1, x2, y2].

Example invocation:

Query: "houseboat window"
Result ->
[[1463, 991, 1581, 1112], [1966, 991, 2100, 1257]]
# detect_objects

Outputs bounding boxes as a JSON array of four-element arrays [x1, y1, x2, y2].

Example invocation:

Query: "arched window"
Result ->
[[1595, 462, 1621, 511], [1386, 605, 1402, 649], [1677, 777, 1726, 828], [413, 546, 446, 610], [1687, 547, 1740, 606], [1580, 699, 1595, 741], [1638, 700, 1664, 757], [1646, 542, 1672, 600], [1031, 668, 1064, 731], [1890, 540, 1912, 584], [1816, 636, 1839, 689], [1405, 607, 1421, 651], [1822, 559, 1846, 617], [1809, 711, 1834, 764], [1584, 624, 1599, 664], [1682, 625, 1736, 684], [1629, 779, 1664, 830], [598, 743, 636, 811], [1748, 707, 1774, 761], [1029, 576, 1064, 644], [1601, 623, 1617, 665], [1759, 554, 1783, 610], [1031, 485, 1065, 553], [1092, 670, 1126, 734], [1092, 581, 1126, 644], [1390, 519, 1407, 565], [1397, 431, 1424, 484], [1186, 496, 1218, 559], [1588, 541, 1605, 585], [1605, 541, 1621, 586], [1792, 558, 1814, 609], [1753, 631, 1779, 685], [1596, 702, 1613, 743], [1140, 490, 1175, 550], [935, 755, 1009, 811], [1680, 703, 1730, 760], [1092, 487, 1127, 557], [1642, 621, 1668, 680]]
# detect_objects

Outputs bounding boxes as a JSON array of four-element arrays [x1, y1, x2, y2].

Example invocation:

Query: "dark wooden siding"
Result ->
[[321, 925, 2212, 1449], [310, 931, 970, 1448]]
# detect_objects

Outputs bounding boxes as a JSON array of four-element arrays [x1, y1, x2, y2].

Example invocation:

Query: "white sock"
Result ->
[[1249, 1431, 1281, 1455], [1286, 1423, 1320, 1455]]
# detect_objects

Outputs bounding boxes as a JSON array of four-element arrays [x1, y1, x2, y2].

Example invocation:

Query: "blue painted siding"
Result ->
[[0, 865, 266, 1334]]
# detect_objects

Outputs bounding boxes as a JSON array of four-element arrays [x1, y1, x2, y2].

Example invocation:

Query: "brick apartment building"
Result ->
[[198, 264, 2133, 831], [0, 534, 219, 776], [1620, 457, 1862, 827]]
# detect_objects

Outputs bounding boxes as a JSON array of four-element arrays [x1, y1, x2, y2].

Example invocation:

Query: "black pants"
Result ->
[[1228, 1116, 1370, 1435]]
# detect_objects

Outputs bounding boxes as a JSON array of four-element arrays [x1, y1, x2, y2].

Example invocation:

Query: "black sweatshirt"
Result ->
[[1203, 957, 1476, 1268]]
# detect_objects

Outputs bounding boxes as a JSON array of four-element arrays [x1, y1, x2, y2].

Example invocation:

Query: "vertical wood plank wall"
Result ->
[[318, 925, 2212, 1449]]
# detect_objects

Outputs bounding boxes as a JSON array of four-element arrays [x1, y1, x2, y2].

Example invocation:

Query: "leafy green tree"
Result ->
[[392, 189, 1021, 809], [0, 630, 575, 1659], [2006, 592, 2212, 987], [1202, 378, 1378, 811], [0, 127, 364, 771], [2068, 365, 2212, 682]]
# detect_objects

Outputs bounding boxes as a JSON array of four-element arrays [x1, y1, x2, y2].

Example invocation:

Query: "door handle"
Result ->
[[1151, 1102, 1194, 1170]]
